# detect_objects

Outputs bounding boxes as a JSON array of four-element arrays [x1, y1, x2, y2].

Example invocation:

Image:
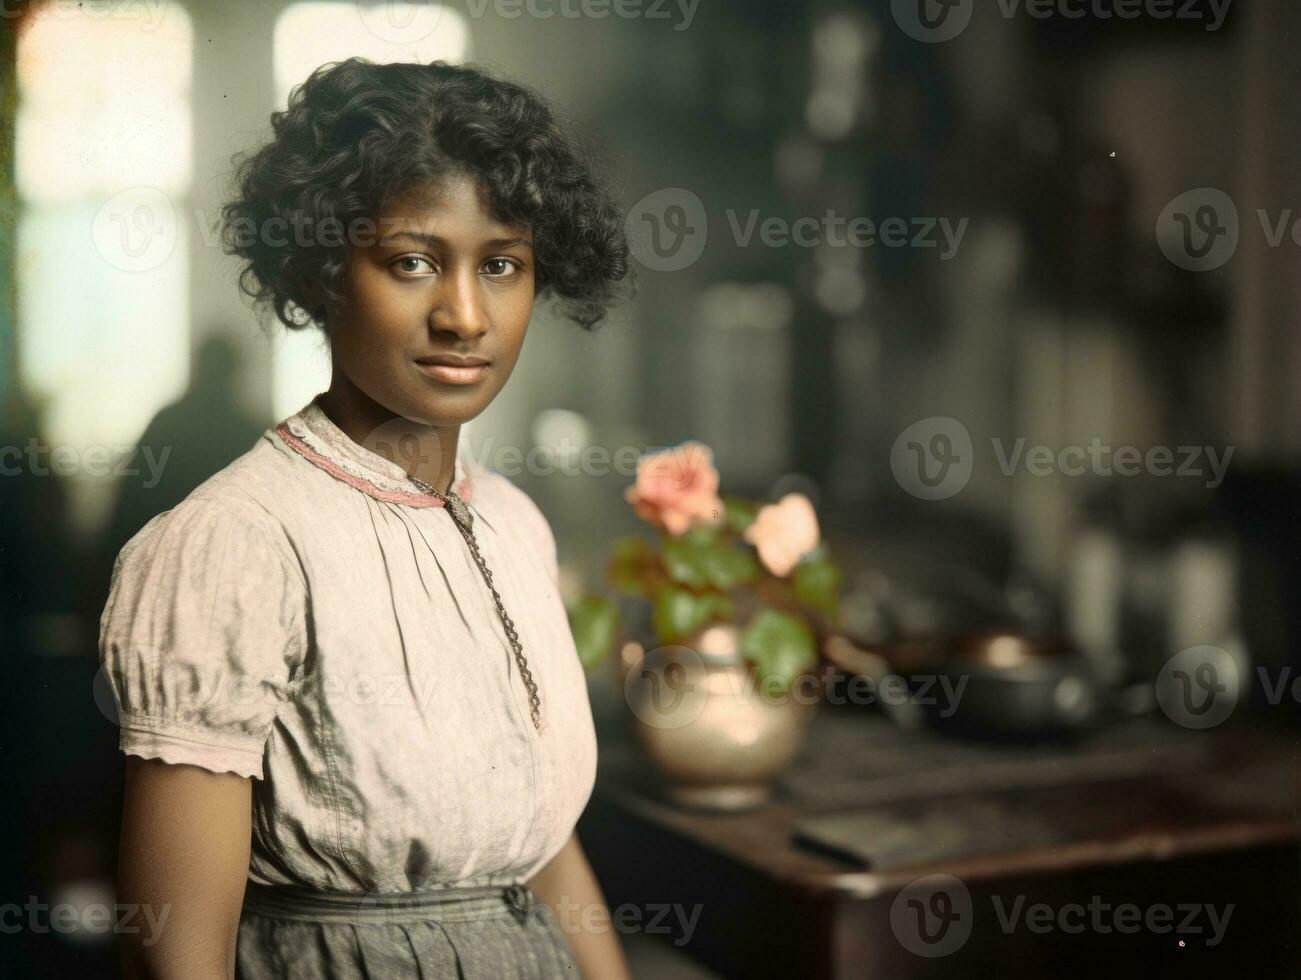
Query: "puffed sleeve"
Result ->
[[97, 494, 308, 780]]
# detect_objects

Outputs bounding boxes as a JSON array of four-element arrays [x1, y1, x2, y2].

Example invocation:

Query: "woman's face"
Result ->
[[323, 172, 536, 427]]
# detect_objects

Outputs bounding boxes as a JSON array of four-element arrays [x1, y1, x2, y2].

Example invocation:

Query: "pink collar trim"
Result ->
[[273, 396, 475, 509]]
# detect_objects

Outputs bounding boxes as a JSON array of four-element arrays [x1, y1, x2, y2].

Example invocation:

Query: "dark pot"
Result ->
[[926, 629, 1101, 741]]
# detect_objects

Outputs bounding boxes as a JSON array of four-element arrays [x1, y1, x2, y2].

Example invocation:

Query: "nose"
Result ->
[[428, 263, 489, 339]]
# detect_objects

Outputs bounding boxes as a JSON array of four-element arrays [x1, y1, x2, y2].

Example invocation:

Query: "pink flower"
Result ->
[[623, 441, 725, 536], [744, 493, 820, 577]]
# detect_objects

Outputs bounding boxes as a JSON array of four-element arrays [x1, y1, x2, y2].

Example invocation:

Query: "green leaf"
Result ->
[[663, 530, 760, 591], [722, 494, 758, 533], [702, 545, 760, 590], [683, 524, 721, 546], [740, 609, 817, 693], [652, 584, 733, 645], [567, 594, 620, 671], [793, 552, 843, 621], [608, 535, 656, 597], [661, 534, 710, 589]]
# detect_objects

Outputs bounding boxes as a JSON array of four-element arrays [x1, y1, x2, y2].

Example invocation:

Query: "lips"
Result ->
[[414, 355, 491, 385], [414, 355, 491, 368]]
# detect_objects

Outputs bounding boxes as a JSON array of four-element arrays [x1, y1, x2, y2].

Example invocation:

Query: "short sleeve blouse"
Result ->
[[97, 395, 598, 893], [99, 495, 309, 779]]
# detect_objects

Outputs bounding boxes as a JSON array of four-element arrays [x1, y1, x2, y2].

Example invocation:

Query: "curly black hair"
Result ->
[[220, 58, 633, 332]]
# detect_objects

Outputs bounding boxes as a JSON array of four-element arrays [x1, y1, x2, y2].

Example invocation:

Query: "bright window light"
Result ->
[[17, 8, 192, 202], [16, 2, 193, 524]]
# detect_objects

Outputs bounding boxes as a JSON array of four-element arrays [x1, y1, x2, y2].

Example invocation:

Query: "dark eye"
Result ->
[[393, 255, 434, 275], [483, 258, 519, 278]]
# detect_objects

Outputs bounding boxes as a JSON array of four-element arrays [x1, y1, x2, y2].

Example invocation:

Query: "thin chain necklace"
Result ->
[[408, 473, 543, 733]]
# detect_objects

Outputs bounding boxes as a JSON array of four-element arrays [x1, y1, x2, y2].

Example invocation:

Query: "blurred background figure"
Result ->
[[93, 332, 268, 612]]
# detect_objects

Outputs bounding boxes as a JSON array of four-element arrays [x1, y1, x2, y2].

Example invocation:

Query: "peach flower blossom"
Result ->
[[623, 441, 725, 536], [744, 493, 820, 577]]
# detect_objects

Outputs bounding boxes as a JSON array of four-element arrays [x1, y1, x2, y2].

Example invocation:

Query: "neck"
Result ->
[[317, 376, 460, 496]]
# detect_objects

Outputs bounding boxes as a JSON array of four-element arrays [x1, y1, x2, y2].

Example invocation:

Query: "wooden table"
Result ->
[[577, 707, 1300, 979]]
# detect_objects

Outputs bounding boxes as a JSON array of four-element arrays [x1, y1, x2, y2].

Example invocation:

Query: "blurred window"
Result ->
[[16, 3, 194, 501]]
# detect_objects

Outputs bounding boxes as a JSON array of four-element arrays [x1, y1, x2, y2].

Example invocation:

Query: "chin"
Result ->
[[395, 391, 490, 427]]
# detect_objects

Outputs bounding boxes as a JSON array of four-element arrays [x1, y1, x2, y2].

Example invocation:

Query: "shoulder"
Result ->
[[467, 456, 550, 527], [113, 431, 307, 584], [466, 456, 558, 559], [187, 428, 315, 522]]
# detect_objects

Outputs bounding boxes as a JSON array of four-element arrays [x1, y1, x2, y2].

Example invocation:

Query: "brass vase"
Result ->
[[617, 623, 820, 811]]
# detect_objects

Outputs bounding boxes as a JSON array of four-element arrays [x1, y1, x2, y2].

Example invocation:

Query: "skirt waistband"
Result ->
[[242, 880, 538, 925]]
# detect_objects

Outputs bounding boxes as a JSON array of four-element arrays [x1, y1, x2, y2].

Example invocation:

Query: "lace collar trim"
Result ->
[[273, 395, 474, 509]]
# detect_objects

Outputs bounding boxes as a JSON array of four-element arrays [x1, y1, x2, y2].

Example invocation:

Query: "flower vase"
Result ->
[[618, 623, 819, 811]]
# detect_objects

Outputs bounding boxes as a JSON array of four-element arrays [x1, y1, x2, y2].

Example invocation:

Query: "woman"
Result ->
[[99, 58, 634, 979]]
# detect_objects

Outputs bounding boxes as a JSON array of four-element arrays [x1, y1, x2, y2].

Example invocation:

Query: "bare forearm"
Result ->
[[119, 937, 233, 980], [115, 864, 238, 980], [528, 832, 633, 980], [117, 758, 251, 980]]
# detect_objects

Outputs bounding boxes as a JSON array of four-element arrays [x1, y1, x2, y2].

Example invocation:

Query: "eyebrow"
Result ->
[[378, 231, 534, 249]]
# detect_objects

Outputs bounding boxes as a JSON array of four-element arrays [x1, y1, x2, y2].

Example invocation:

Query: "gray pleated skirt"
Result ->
[[236, 880, 583, 979]]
